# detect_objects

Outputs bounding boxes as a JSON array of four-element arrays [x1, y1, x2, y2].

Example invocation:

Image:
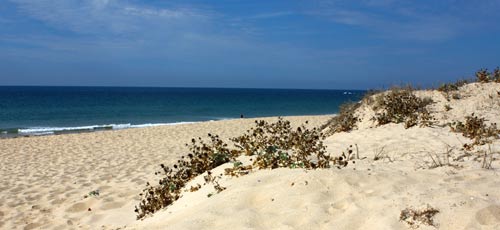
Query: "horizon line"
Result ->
[[0, 84, 368, 91]]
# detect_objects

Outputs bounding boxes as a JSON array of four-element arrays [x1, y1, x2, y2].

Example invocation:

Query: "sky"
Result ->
[[1, 0, 500, 89]]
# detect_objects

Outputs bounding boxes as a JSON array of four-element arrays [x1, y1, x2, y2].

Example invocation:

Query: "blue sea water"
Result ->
[[0, 86, 364, 137]]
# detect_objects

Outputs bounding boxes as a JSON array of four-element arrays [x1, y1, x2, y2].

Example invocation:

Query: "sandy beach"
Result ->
[[0, 116, 330, 229], [1, 83, 500, 230]]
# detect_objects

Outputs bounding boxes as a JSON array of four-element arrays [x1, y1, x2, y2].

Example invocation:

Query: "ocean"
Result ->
[[0, 86, 364, 137]]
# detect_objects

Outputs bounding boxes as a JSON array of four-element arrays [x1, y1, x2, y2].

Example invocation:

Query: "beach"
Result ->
[[0, 115, 330, 229], [1, 83, 500, 229]]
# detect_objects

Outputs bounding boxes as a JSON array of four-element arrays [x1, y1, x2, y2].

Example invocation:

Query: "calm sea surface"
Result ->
[[0, 86, 364, 136]]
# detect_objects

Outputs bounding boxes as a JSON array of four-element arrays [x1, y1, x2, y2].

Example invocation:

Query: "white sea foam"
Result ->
[[17, 122, 197, 135], [19, 125, 103, 134]]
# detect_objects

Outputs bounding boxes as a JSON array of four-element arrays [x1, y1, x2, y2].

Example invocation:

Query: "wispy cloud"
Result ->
[[307, 0, 500, 42], [8, 0, 210, 35], [249, 11, 295, 20]]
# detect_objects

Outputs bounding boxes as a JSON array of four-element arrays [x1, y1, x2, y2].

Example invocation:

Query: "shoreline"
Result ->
[[1, 82, 499, 229], [0, 114, 337, 139], [0, 114, 332, 229]]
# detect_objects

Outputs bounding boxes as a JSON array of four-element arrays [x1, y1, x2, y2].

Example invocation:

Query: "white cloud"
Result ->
[[249, 11, 295, 20], [307, 0, 500, 42], [8, 0, 210, 35]]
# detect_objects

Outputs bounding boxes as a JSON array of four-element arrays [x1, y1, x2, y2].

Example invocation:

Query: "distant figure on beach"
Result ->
[[240, 114, 244, 118]]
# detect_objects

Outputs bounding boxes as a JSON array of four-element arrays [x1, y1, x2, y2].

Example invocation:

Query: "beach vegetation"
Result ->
[[136, 117, 353, 219], [437, 79, 469, 101], [135, 133, 237, 219], [231, 118, 336, 169], [481, 145, 495, 169], [475, 67, 500, 83], [424, 148, 460, 169], [476, 68, 490, 82], [321, 101, 361, 135], [400, 205, 440, 228], [373, 146, 393, 162], [449, 113, 499, 149], [436, 78, 468, 92], [372, 87, 434, 128], [494, 67, 500, 82]]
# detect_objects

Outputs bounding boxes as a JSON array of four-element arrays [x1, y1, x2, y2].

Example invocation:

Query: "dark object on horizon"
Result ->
[[240, 114, 244, 118]]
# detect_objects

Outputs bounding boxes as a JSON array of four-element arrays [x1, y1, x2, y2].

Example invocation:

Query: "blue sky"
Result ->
[[1, 0, 499, 89]]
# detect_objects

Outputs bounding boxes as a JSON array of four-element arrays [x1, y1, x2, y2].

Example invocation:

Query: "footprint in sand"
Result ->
[[66, 201, 92, 212], [475, 205, 500, 225], [101, 201, 126, 210]]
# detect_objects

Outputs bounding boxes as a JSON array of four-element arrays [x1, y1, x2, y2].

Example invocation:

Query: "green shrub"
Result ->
[[437, 79, 469, 93], [231, 117, 331, 169], [135, 134, 237, 219], [136, 118, 351, 219], [476, 68, 490, 82], [372, 87, 434, 128], [450, 113, 499, 148], [322, 101, 360, 135], [475, 67, 500, 83], [494, 67, 500, 83]]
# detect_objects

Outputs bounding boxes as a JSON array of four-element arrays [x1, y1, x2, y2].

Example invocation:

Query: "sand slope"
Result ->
[[130, 83, 500, 230], [1, 82, 500, 229], [0, 116, 329, 229]]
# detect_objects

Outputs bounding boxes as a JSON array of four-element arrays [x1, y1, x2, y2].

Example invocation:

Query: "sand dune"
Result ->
[[0, 116, 330, 229], [1, 82, 500, 229]]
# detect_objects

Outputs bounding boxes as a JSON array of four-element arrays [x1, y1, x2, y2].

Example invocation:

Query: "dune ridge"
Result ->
[[1, 82, 500, 229]]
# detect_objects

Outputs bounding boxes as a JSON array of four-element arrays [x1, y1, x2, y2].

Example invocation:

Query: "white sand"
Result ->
[[1, 82, 500, 229], [0, 116, 330, 229]]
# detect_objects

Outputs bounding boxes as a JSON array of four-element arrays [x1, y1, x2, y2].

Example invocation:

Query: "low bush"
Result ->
[[136, 118, 353, 219], [475, 67, 500, 83], [437, 78, 469, 92], [135, 134, 238, 219], [400, 205, 439, 228], [322, 101, 361, 135], [494, 67, 500, 83], [476, 68, 490, 82], [372, 87, 434, 128], [232, 118, 335, 169], [450, 113, 499, 148]]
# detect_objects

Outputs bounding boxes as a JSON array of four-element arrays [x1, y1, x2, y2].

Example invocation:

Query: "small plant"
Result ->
[[400, 205, 439, 228], [437, 83, 458, 92], [372, 87, 434, 128], [494, 67, 500, 82], [425, 148, 459, 169], [481, 145, 496, 169], [136, 118, 354, 219], [231, 117, 333, 169], [331, 145, 357, 167], [204, 171, 226, 193], [135, 133, 237, 219], [437, 79, 469, 94], [88, 189, 100, 196], [476, 68, 490, 82], [224, 163, 252, 177], [84, 189, 100, 198], [475, 67, 500, 83], [322, 101, 360, 135], [449, 113, 499, 148], [373, 146, 392, 162]]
